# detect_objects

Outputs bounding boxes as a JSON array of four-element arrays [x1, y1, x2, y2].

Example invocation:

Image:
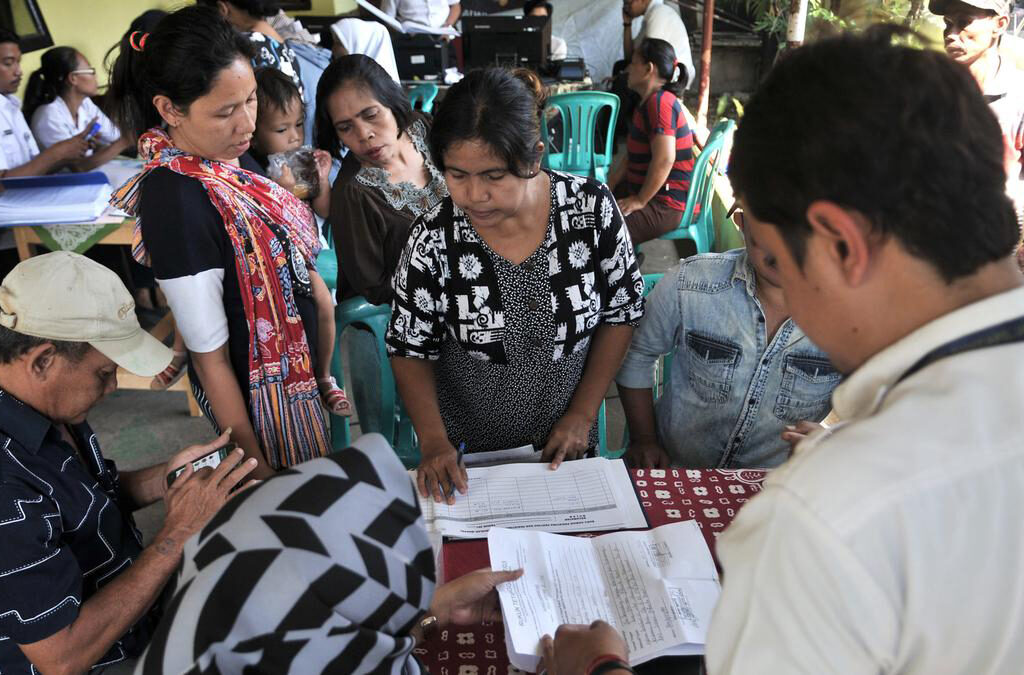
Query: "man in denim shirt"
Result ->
[[616, 215, 840, 468]]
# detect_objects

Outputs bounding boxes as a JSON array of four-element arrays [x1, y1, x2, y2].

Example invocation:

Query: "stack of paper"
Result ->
[[98, 158, 143, 195], [0, 172, 112, 226], [415, 457, 647, 538], [489, 521, 721, 672]]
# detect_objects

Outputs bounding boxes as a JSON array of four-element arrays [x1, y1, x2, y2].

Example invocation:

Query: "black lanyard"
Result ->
[[896, 314, 1024, 386]]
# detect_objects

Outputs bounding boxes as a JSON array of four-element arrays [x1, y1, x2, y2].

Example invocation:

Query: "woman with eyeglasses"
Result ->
[[24, 47, 131, 171]]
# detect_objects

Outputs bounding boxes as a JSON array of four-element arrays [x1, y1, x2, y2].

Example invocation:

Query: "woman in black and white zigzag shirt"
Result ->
[[386, 68, 645, 503], [132, 434, 522, 674]]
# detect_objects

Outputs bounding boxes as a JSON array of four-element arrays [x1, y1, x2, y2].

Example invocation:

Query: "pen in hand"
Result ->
[[446, 442, 466, 501]]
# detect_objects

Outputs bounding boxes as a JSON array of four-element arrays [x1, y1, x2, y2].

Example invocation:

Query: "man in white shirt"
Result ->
[[541, 24, 1024, 675], [623, 0, 694, 88], [705, 25, 1024, 674], [380, 0, 461, 29], [0, 30, 88, 177]]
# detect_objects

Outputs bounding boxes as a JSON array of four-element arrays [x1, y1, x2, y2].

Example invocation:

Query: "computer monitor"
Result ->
[[462, 15, 551, 71]]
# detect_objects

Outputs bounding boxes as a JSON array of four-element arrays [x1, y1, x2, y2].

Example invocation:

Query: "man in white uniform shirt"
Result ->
[[380, 0, 461, 29], [540, 24, 1024, 675], [0, 30, 88, 178]]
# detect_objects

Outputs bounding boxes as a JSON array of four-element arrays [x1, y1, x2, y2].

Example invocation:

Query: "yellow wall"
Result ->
[[293, 0, 356, 15], [16, 0, 184, 97], [15, 0, 357, 98]]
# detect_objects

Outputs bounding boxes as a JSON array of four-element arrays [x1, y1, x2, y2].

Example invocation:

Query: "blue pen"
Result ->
[[84, 121, 101, 142], [446, 442, 466, 499]]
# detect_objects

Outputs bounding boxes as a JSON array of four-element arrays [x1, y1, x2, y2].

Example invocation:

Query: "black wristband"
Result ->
[[591, 660, 635, 675]]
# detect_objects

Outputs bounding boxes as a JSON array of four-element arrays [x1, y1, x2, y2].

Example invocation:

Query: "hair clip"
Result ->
[[129, 31, 149, 52]]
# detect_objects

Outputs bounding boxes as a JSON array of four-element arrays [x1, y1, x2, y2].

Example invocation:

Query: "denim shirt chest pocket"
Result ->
[[684, 330, 741, 403], [774, 352, 841, 422]]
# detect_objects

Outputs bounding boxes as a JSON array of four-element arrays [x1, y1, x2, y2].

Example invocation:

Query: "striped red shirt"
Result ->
[[625, 89, 696, 212]]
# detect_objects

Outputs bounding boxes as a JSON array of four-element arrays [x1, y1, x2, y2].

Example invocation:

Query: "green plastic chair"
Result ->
[[316, 219, 338, 292], [329, 297, 420, 468], [407, 83, 439, 114], [660, 118, 736, 254], [316, 249, 337, 292], [542, 91, 619, 183]]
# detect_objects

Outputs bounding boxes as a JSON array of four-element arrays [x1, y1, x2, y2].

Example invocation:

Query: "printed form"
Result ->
[[416, 457, 648, 538], [489, 521, 721, 672]]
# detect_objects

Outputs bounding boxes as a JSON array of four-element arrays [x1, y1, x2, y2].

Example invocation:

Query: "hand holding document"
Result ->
[[489, 521, 721, 672], [415, 457, 647, 538]]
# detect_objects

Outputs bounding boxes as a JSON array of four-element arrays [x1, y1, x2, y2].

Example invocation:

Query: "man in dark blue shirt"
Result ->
[[0, 252, 258, 674]]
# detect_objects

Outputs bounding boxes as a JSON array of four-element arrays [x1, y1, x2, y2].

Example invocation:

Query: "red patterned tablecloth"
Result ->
[[414, 467, 768, 674]]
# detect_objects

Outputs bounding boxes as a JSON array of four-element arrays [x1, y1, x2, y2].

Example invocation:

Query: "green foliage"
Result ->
[[744, 0, 923, 43], [715, 93, 746, 120]]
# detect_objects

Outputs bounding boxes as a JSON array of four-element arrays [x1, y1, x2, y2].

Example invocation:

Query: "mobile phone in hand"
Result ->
[[166, 443, 238, 488]]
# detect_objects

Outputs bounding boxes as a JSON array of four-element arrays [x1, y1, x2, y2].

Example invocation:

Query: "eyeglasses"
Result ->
[[69, 68, 96, 76]]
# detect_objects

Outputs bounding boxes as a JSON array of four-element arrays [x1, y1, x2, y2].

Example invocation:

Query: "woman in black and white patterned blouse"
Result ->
[[386, 68, 645, 503]]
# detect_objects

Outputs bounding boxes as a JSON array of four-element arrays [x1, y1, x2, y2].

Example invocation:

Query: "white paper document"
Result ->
[[416, 457, 647, 538], [490, 521, 720, 671], [0, 181, 112, 226], [98, 157, 143, 192]]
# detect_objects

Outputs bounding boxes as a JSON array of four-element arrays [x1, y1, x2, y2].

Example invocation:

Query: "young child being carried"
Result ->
[[252, 67, 350, 416], [616, 206, 840, 469]]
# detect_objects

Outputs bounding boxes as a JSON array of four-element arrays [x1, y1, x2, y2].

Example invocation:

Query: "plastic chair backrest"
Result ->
[[408, 83, 439, 115], [316, 248, 338, 293], [330, 297, 420, 467], [661, 118, 736, 253], [542, 91, 619, 182]]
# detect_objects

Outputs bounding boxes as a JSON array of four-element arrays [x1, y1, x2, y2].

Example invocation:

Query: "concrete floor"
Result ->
[[90, 235, 686, 673]]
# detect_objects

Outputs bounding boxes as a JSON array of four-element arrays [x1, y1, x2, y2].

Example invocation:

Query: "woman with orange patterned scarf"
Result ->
[[108, 5, 331, 477]]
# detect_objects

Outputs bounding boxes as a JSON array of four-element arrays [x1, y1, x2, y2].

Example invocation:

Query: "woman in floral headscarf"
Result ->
[[108, 5, 331, 477]]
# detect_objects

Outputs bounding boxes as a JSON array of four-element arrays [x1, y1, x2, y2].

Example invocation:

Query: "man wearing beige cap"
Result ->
[[0, 252, 258, 674], [932, 0, 1024, 215]]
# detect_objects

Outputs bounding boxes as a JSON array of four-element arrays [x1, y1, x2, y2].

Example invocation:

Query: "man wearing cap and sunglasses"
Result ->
[[0, 252, 259, 674], [932, 0, 1024, 217]]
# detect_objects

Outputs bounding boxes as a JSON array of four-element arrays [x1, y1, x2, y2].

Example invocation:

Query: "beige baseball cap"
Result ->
[[929, 0, 1011, 16], [0, 251, 172, 376]]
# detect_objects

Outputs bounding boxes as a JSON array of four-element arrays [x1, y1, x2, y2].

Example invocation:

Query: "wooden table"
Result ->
[[12, 219, 134, 262], [12, 220, 200, 417]]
